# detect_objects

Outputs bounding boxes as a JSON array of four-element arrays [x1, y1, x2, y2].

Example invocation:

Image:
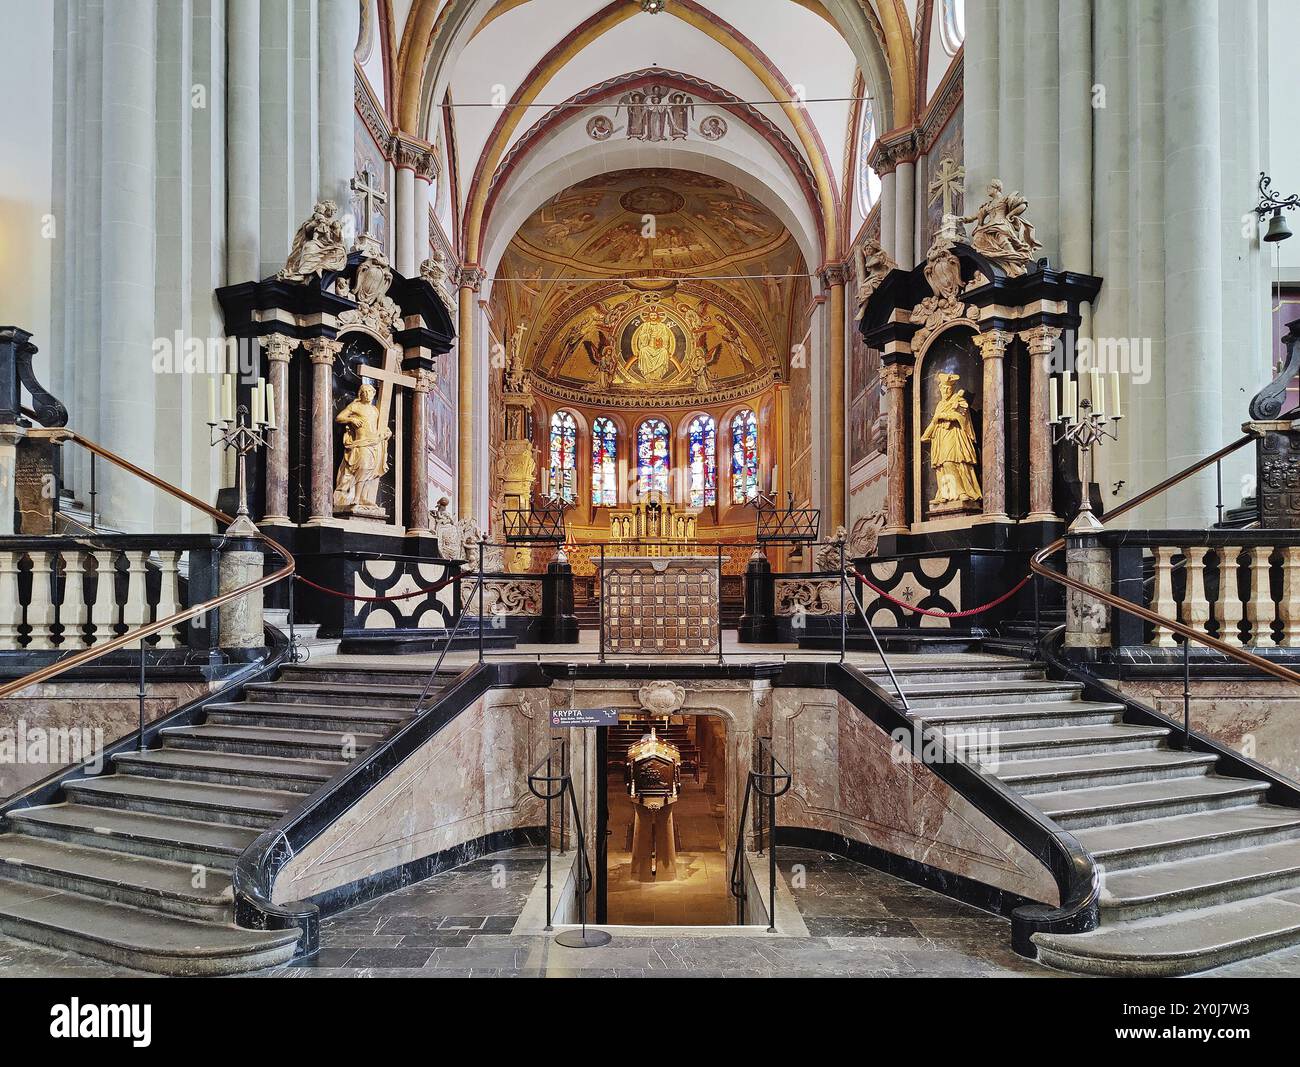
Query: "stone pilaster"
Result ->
[[820, 263, 849, 529], [976, 329, 1011, 520], [457, 266, 486, 516]]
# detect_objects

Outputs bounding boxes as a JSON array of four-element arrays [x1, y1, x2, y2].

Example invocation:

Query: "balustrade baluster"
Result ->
[[59, 549, 91, 647], [1279, 545, 1300, 648], [0, 551, 22, 648], [1213, 545, 1244, 646], [1245, 545, 1277, 646], [1150, 546, 1178, 647], [89, 550, 118, 643], [121, 550, 150, 638], [26, 550, 58, 650], [153, 549, 183, 649], [1182, 546, 1211, 636]]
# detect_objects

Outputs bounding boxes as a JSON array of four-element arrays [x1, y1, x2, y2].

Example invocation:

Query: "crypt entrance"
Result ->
[[595, 712, 731, 926]]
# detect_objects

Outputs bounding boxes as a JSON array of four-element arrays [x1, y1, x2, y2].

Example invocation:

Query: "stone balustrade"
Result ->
[[0, 535, 229, 654]]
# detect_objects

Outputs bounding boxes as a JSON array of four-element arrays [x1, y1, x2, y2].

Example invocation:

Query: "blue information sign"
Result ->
[[551, 708, 620, 728]]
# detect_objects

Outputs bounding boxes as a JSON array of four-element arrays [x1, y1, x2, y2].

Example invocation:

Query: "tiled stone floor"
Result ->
[[1, 845, 1299, 976]]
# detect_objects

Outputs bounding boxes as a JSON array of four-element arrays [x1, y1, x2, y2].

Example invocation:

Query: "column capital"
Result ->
[[389, 131, 439, 181], [305, 336, 343, 364], [881, 362, 914, 389], [867, 129, 919, 176], [262, 334, 296, 363], [411, 367, 436, 393], [975, 328, 1013, 360], [1018, 324, 1062, 356], [818, 262, 849, 288], [457, 265, 487, 291]]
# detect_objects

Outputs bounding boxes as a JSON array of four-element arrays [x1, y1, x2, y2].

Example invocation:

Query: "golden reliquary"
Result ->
[[626, 728, 681, 808]]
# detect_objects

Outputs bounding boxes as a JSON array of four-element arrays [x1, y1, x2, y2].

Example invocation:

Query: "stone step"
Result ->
[[204, 700, 414, 734], [1100, 839, 1300, 920], [1033, 890, 1300, 977], [964, 722, 1169, 761], [275, 663, 460, 687], [912, 700, 1124, 732], [0, 877, 299, 976], [860, 662, 1048, 683], [243, 680, 424, 710], [1030, 776, 1270, 830], [62, 775, 300, 830], [1072, 806, 1300, 871], [991, 749, 1218, 795], [0, 836, 233, 921], [901, 679, 1085, 708], [159, 723, 382, 761], [113, 747, 342, 793], [6, 804, 257, 867]]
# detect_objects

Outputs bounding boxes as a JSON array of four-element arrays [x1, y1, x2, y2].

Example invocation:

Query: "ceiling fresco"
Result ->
[[490, 168, 808, 407]]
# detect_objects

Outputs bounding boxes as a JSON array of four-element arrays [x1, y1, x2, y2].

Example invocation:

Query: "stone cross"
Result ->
[[350, 165, 388, 237], [927, 157, 965, 219]]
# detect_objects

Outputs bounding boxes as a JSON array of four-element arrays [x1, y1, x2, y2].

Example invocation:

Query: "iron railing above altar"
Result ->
[[754, 493, 821, 543], [502, 498, 571, 543]]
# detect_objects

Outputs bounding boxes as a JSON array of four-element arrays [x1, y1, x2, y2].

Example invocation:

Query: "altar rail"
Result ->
[[0, 534, 238, 658]]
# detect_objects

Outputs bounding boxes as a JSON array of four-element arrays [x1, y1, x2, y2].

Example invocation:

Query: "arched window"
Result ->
[[939, 0, 966, 56], [549, 411, 577, 503], [730, 409, 759, 504], [636, 418, 670, 498], [591, 417, 619, 507], [856, 99, 881, 217], [686, 415, 717, 507]]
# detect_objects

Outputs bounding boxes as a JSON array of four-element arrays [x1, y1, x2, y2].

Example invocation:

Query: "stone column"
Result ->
[[262, 334, 294, 522], [821, 264, 848, 529], [1057, 0, 1093, 274], [964, 0, 1000, 204], [100, 0, 156, 533], [226, 0, 260, 282], [878, 168, 897, 260], [894, 159, 916, 270], [392, 136, 438, 277], [317, 0, 358, 208], [407, 367, 434, 534], [996, 0, 1026, 192], [457, 267, 486, 515], [393, 162, 417, 277], [1022, 326, 1061, 521], [305, 337, 341, 523], [881, 362, 912, 533], [976, 329, 1011, 520]]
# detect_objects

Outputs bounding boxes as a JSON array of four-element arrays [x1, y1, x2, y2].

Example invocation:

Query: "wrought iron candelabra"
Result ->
[[208, 373, 275, 535], [1050, 371, 1123, 533]]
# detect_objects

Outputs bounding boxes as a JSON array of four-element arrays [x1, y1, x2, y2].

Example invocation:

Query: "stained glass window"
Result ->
[[856, 99, 881, 217], [730, 409, 759, 504], [592, 417, 618, 507], [636, 418, 670, 498], [939, 0, 965, 56], [549, 410, 577, 503], [686, 415, 717, 507]]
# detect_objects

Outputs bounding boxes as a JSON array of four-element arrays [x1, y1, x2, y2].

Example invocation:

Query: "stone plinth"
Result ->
[[1065, 533, 1110, 649], [602, 556, 720, 655], [218, 544, 265, 650]]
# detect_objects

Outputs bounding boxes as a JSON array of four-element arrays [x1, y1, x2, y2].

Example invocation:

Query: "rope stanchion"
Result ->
[[849, 566, 1032, 619], [294, 571, 462, 604]]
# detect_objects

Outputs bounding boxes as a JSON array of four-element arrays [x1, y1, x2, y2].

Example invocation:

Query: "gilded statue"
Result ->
[[853, 238, 896, 322], [958, 179, 1041, 278], [332, 382, 391, 515], [920, 372, 982, 512], [278, 200, 348, 283]]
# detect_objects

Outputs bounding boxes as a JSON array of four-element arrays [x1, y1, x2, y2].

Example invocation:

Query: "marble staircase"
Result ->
[[863, 656, 1300, 976], [0, 661, 455, 975]]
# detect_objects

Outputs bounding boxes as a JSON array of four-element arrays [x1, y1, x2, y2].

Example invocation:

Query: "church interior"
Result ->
[[6, 0, 1300, 1002]]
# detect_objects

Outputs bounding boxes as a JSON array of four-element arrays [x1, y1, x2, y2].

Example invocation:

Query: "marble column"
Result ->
[[977, 330, 1011, 520], [99, 0, 156, 533], [305, 337, 341, 522], [226, 0, 260, 282], [1163, 0, 1223, 526], [317, 0, 358, 208], [262, 334, 294, 522], [894, 159, 916, 269], [457, 267, 485, 515], [407, 368, 434, 534], [1022, 326, 1061, 521], [822, 264, 848, 529], [881, 363, 912, 533]]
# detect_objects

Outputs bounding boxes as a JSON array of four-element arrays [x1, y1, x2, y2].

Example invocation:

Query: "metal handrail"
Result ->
[[411, 575, 482, 713], [1030, 434, 1300, 686], [527, 737, 598, 937], [0, 423, 295, 699], [836, 547, 912, 711], [729, 735, 791, 931]]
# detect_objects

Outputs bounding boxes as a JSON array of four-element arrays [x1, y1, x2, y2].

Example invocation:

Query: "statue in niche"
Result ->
[[920, 372, 982, 512], [278, 200, 348, 282], [853, 239, 896, 322], [332, 382, 392, 516], [958, 179, 1042, 278]]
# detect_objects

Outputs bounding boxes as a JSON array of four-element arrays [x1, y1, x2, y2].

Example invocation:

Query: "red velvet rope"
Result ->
[[294, 571, 464, 603], [849, 566, 1033, 619]]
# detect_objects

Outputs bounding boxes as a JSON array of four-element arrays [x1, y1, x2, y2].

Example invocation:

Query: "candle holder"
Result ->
[[209, 402, 275, 536], [1052, 394, 1121, 533]]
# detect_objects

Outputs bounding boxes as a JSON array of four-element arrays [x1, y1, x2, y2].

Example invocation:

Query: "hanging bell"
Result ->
[[1265, 209, 1293, 242]]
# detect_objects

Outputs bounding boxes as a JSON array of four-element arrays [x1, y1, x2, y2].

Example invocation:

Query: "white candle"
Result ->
[[1111, 371, 1122, 418], [255, 377, 266, 425], [1049, 378, 1059, 424], [1064, 376, 1075, 422], [222, 373, 234, 423], [265, 382, 277, 429], [207, 378, 216, 424], [1093, 370, 1105, 416]]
